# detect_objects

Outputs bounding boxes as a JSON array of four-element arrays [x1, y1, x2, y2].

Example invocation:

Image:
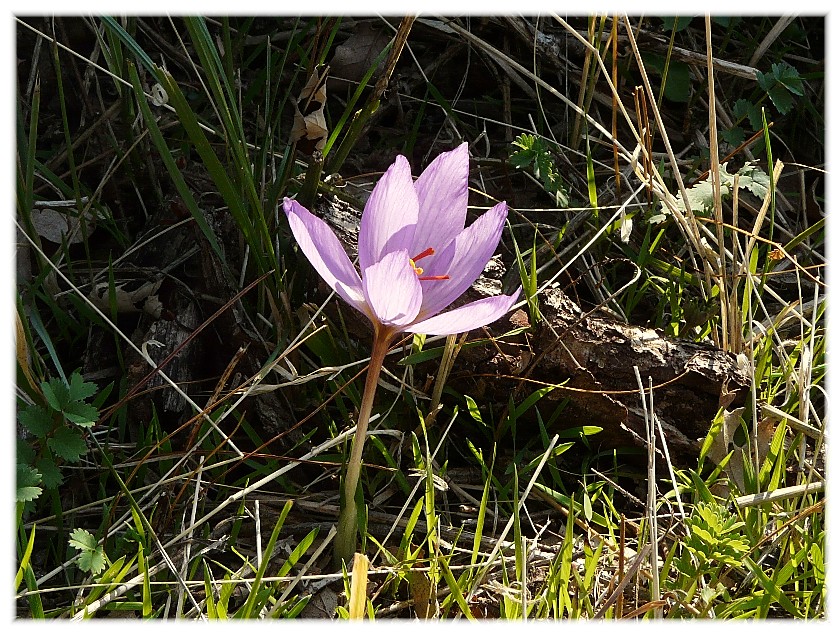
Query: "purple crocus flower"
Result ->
[[283, 142, 520, 342], [283, 143, 520, 565]]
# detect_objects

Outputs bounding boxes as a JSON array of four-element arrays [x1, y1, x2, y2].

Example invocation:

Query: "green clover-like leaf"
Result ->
[[70, 528, 107, 574], [36, 456, 64, 489], [18, 404, 55, 438], [767, 85, 794, 115], [658, 162, 770, 220], [68, 372, 98, 402], [772, 61, 804, 96], [17, 439, 36, 465], [17, 486, 43, 503], [63, 401, 99, 427], [738, 163, 770, 200], [69, 527, 98, 551], [720, 125, 745, 147], [510, 133, 569, 208], [78, 548, 107, 575], [756, 68, 774, 93], [661, 16, 693, 32], [509, 136, 537, 169], [41, 378, 70, 412], [17, 464, 43, 503], [48, 427, 87, 462], [734, 98, 762, 131]]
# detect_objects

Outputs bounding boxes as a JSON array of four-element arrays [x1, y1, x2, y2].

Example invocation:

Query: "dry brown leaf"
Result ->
[[88, 280, 163, 318], [16, 310, 40, 394], [291, 68, 328, 154], [708, 407, 776, 493], [329, 22, 391, 87], [30, 208, 82, 244], [299, 585, 338, 618], [407, 569, 436, 619]]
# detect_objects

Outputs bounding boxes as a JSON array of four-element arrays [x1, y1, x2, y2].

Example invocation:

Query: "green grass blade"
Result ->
[[22, 563, 45, 618], [16, 523, 37, 593], [471, 468, 492, 568], [203, 562, 219, 619], [438, 555, 475, 620], [743, 556, 801, 617], [235, 500, 293, 618], [323, 41, 391, 158], [137, 545, 152, 618], [584, 128, 599, 216], [26, 305, 66, 384], [100, 16, 157, 75], [126, 63, 227, 268], [782, 216, 823, 253]]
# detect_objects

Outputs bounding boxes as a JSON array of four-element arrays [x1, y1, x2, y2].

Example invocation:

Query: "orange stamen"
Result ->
[[411, 247, 435, 262], [409, 247, 447, 281]]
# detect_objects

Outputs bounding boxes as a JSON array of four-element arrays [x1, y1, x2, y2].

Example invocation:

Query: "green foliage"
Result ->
[[17, 371, 101, 503], [654, 161, 770, 220], [735, 62, 804, 130], [16, 524, 38, 593], [69, 528, 107, 575], [509, 134, 569, 207], [48, 426, 89, 462], [512, 230, 541, 326], [43, 373, 99, 421], [13, 15, 824, 621], [756, 62, 805, 113], [732, 100, 763, 133], [677, 502, 750, 574], [234, 500, 293, 619], [641, 51, 691, 103], [16, 464, 43, 503], [662, 501, 752, 616], [659, 16, 694, 33]]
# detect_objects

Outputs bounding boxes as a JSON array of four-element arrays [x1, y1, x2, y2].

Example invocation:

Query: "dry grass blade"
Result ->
[[748, 16, 797, 67], [705, 16, 726, 350], [593, 543, 651, 618], [348, 553, 370, 619], [733, 482, 824, 509]]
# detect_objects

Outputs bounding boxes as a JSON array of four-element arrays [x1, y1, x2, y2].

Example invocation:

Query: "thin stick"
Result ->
[[634, 367, 660, 617], [706, 15, 727, 350]]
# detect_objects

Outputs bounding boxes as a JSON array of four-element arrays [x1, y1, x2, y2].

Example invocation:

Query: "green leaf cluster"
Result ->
[[675, 501, 750, 577], [735, 61, 804, 130], [509, 134, 569, 208], [655, 161, 770, 220], [641, 51, 691, 103], [756, 62, 805, 115], [17, 371, 100, 503], [69, 528, 107, 575]]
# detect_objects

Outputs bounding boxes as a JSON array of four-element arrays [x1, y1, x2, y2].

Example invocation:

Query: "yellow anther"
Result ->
[[409, 258, 424, 276]]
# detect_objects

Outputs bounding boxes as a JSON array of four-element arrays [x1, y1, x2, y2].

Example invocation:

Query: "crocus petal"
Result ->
[[406, 291, 520, 336], [358, 156, 419, 271], [362, 250, 423, 327], [283, 198, 366, 312], [416, 201, 509, 318], [410, 142, 469, 255]]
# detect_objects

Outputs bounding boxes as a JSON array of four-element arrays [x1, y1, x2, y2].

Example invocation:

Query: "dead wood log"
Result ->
[[454, 286, 751, 463]]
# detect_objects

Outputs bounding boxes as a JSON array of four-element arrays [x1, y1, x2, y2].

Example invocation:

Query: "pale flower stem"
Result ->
[[334, 331, 391, 566]]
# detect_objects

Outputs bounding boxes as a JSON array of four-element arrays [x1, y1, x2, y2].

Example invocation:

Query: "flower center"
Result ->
[[409, 247, 449, 281]]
